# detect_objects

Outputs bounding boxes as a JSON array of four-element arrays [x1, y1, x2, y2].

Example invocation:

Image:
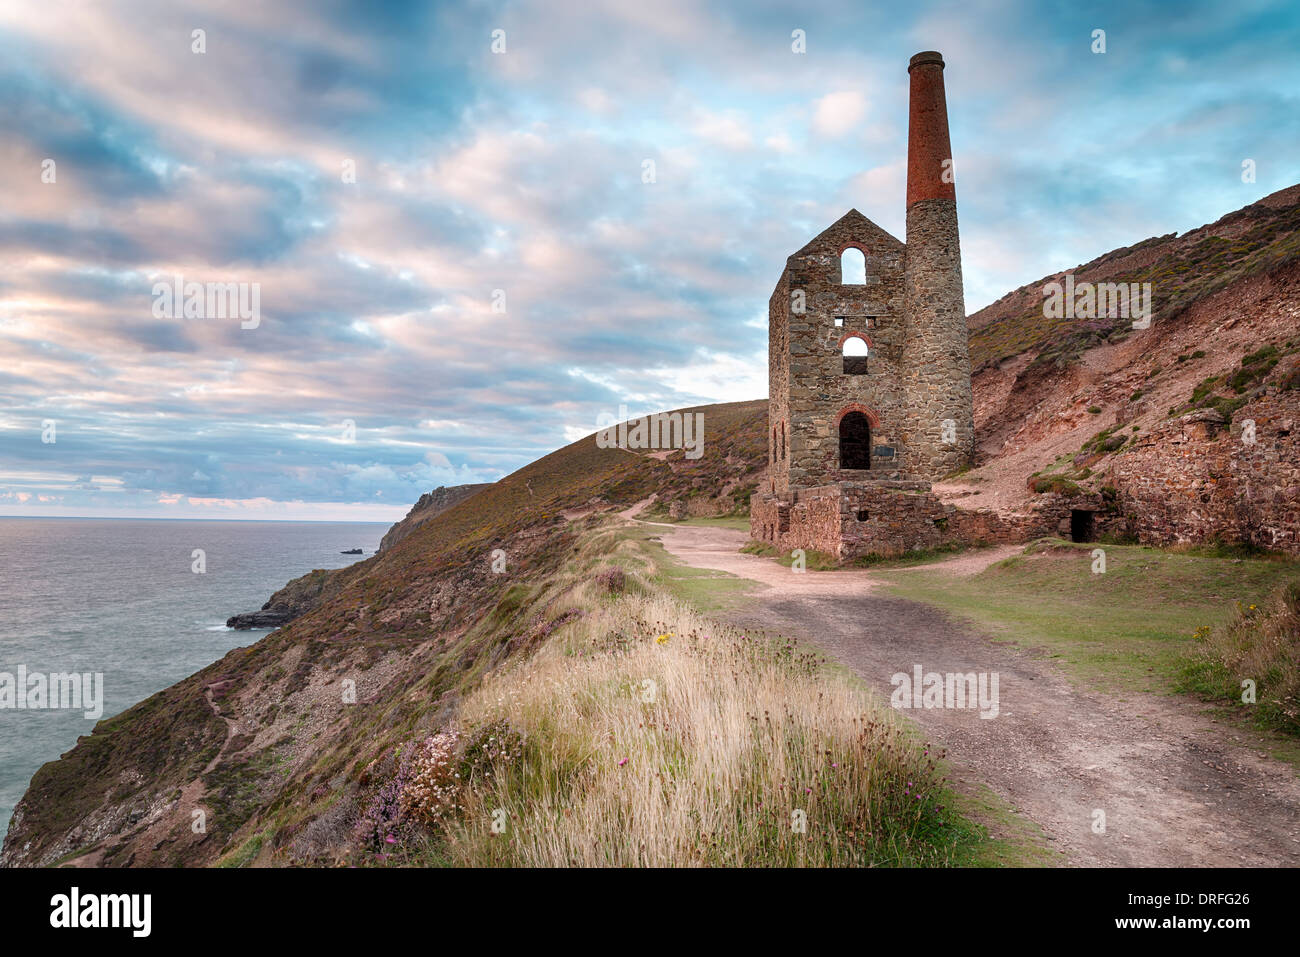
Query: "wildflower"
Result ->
[[618, 758, 629, 767], [656, 633, 672, 644]]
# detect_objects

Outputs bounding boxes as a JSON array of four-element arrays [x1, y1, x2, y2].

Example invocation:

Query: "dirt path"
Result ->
[[649, 520, 1300, 867], [61, 682, 237, 867]]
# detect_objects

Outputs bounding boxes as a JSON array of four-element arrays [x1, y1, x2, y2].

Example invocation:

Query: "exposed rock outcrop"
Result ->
[[377, 484, 490, 552], [225, 568, 342, 630]]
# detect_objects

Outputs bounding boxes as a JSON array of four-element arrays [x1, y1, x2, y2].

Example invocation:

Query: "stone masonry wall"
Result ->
[[767, 270, 790, 492], [901, 197, 974, 479], [1104, 386, 1300, 553], [769, 210, 909, 493], [752, 483, 1072, 561]]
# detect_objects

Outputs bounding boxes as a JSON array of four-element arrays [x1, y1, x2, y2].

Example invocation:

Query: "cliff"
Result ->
[[1, 401, 769, 867], [377, 484, 491, 553]]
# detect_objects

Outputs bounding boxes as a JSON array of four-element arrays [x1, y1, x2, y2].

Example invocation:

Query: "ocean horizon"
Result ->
[[0, 517, 387, 836]]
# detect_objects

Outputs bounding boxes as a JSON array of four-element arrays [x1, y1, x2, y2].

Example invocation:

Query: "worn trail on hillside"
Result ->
[[648, 521, 1300, 867]]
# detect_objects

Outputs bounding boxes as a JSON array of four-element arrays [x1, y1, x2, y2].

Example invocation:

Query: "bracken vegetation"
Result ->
[[1181, 583, 1300, 736]]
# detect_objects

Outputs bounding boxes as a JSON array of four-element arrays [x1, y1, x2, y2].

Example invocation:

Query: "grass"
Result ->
[[876, 539, 1300, 697], [851, 543, 974, 568], [741, 539, 983, 571], [618, 526, 760, 613], [217, 828, 269, 868], [642, 513, 753, 531], [418, 589, 988, 867], [1180, 581, 1300, 735], [740, 539, 840, 570], [340, 518, 1041, 867]]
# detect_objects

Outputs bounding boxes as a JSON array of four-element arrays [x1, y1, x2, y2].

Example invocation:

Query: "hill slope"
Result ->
[[944, 185, 1300, 553], [1, 401, 769, 867]]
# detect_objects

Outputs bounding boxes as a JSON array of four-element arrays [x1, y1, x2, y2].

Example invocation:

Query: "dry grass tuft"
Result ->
[[428, 587, 954, 867], [1183, 582, 1300, 734]]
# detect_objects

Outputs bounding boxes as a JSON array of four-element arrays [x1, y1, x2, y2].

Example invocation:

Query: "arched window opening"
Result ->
[[840, 247, 866, 285], [839, 411, 872, 470], [842, 336, 869, 375]]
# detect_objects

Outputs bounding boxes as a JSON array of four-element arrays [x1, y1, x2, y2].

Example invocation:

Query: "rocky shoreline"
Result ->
[[224, 483, 489, 630]]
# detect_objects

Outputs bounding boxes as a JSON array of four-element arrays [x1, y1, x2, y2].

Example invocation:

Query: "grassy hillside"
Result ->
[[968, 185, 1300, 371], [354, 523, 1006, 867], [2, 402, 789, 868]]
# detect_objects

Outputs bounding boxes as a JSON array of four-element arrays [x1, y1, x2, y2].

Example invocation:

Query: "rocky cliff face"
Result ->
[[934, 185, 1300, 555], [224, 484, 492, 630], [377, 484, 490, 553]]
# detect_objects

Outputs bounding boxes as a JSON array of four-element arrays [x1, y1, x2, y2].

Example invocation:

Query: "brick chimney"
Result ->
[[901, 50, 973, 479], [905, 51, 956, 208]]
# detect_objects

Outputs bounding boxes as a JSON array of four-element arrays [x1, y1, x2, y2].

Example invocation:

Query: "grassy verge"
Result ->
[[351, 519, 1036, 867], [1180, 581, 1300, 735], [740, 540, 840, 570], [434, 591, 961, 866], [639, 512, 752, 531], [876, 539, 1300, 695]]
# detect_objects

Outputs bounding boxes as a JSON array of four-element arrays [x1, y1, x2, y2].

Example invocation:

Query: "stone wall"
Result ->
[[751, 482, 1082, 561], [767, 269, 790, 491], [767, 209, 909, 494], [1104, 386, 1300, 553], [901, 197, 973, 478]]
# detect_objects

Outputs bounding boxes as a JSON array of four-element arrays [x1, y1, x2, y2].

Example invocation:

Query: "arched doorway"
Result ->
[[839, 411, 871, 470]]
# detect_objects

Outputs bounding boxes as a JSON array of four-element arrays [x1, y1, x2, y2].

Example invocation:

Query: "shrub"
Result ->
[[595, 566, 627, 594], [400, 729, 466, 826], [353, 754, 413, 854], [1028, 475, 1082, 496], [1181, 583, 1300, 736]]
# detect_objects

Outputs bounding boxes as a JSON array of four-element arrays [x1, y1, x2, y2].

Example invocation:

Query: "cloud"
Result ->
[[0, 0, 1297, 519], [811, 91, 867, 139]]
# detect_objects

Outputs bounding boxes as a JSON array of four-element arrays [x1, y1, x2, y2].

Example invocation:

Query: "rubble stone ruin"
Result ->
[[752, 52, 1051, 559]]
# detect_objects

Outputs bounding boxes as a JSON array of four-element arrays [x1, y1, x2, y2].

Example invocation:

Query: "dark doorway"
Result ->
[[1070, 509, 1096, 543], [839, 412, 871, 470]]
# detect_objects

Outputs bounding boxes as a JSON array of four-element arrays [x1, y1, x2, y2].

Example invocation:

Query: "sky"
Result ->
[[0, 0, 1297, 521]]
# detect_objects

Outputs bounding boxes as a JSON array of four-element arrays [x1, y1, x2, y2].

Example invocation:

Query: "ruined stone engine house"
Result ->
[[752, 52, 1036, 559]]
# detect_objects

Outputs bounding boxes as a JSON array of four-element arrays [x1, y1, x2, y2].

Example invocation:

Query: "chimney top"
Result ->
[[905, 50, 955, 207], [908, 51, 945, 72]]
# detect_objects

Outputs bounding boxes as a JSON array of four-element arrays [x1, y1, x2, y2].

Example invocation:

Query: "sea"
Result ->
[[0, 518, 388, 839]]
